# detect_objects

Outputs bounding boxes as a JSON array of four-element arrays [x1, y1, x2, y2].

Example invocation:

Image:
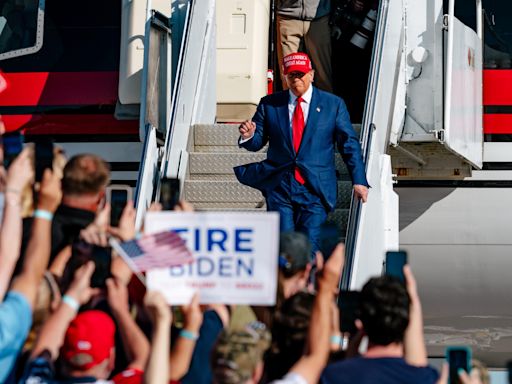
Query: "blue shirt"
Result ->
[[321, 357, 439, 384], [0, 291, 32, 382]]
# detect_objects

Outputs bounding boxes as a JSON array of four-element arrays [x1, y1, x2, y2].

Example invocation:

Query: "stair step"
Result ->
[[188, 152, 349, 178], [184, 180, 263, 203], [192, 202, 267, 209], [194, 123, 361, 147], [194, 124, 241, 146], [189, 152, 267, 174], [184, 180, 353, 208], [195, 145, 268, 153]]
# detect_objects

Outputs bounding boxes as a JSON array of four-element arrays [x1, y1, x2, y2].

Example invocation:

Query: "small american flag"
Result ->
[[110, 231, 194, 272]]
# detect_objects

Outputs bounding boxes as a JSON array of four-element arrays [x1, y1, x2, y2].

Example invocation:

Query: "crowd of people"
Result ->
[[0, 2, 498, 383], [0, 137, 492, 383]]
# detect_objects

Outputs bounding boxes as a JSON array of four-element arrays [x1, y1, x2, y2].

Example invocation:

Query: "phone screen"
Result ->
[[35, 141, 54, 182], [110, 189, 128, 227], [90, 246, 112, 288], [68, 242, 112, 289], [447, 347, 470, 384], [159, 178, 180, 210], [338, 290, 361, 334], [385, 251, 407, 283], [507, 360, 512, 384], [3, 131, 23, 169]]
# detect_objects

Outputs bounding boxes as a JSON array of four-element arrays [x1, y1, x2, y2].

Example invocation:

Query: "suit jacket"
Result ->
[[234, 87, 368, 211]]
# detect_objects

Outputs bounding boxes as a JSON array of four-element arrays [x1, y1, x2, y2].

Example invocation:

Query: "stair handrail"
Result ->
[[340, 0, 391, 290]]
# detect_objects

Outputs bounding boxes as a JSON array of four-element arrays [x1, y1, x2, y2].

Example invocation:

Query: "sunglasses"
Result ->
[[287, 71, 308, 79]]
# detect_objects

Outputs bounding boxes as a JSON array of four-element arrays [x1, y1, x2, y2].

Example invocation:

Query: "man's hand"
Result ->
[[239, 120, 256, 140], [37, 169, 62, 213], [181, 293, 203, 333], [353, 184, 368, 203], [6, 147, 34, 192], [108, 201, 136, 241], [144, 291, 171, 324], [106, 277, 129, 314], [66, 261, 99, 305]]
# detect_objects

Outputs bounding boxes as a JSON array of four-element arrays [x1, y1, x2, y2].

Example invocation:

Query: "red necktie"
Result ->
[[292, 97, 305, 184]]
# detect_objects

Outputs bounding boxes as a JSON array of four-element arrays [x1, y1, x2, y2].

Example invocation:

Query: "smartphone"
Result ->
[[507, 360, 512, 384], [159, 178, 180, 210], [318, 222, 342, 261], [446, 346, 471, 384], [89, 245, 113, 288], [337, 290, 361, 334], [2, 131, 23, 169], [385, 251, 407, 283], [35, 140, 54, 182], [68, 241, 112, 289], [106, 185, 132, 227]]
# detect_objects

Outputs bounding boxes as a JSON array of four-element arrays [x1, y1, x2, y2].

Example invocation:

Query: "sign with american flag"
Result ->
[[143, 211, 279, 305], [110, 230, 194, 273]]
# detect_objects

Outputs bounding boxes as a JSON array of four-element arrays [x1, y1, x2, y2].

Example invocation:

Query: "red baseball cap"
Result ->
[[62, 310, 116, 370], [282, 52, 313, 75]]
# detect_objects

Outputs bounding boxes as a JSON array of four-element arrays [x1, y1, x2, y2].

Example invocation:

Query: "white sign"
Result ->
[[144, 211, 279, 305]]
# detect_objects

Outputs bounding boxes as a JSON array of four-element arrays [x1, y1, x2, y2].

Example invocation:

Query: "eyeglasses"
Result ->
[[286, 71, 307, 79]]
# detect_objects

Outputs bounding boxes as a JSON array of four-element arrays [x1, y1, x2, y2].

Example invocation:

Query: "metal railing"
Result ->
[[340, 0, 391, 290]]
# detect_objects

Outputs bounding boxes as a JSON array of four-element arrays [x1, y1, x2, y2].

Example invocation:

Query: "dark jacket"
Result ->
[[234, 87, 368, 211]]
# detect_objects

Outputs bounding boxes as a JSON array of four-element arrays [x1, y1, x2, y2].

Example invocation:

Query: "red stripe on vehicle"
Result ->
[[0, 72, 119, 106], [2, 114, 138, 135], [483, 70, 512, 106], [483, 114, 512, 134]]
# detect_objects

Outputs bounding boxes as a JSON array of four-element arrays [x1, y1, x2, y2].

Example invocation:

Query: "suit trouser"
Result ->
[[266, 172, 328, 257], [276, 15, 333, 93]]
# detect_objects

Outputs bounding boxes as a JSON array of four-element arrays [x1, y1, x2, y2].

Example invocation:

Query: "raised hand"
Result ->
[[239, 120, 256, 140]]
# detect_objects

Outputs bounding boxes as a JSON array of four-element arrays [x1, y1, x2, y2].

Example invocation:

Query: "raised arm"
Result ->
[[31, 262, 96, 359], [288, 244, 345, 384], [107, 277, 150, 371], [10, 169, 62, 307], [169, 293, 203, 380], [0, 148, 33, 301], [403, 265, 428, 366], [144, 291, 172, 384]]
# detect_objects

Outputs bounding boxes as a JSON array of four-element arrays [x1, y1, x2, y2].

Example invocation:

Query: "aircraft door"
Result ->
[[443, 0, 483, 168]]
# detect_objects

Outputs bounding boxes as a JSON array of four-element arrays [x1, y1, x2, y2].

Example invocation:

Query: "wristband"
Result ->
[[179, 329, 199, 341], [330, 334, 342, 345], [34, 209, 54, 221], [62, 295, 80, 312], [5, 187, 21, 195]]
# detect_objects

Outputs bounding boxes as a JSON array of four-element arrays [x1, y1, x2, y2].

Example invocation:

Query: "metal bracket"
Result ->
[[429, 129, 445, 143], [443, 14, 449, 30]]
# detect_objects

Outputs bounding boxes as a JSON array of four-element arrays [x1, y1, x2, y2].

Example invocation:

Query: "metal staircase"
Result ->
[[183, 123, 356, 235]]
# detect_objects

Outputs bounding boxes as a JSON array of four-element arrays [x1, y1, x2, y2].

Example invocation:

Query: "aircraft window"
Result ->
[[0, 0, 121, 72], [0, 0, 43, 60], [482, 1, 512, 69]]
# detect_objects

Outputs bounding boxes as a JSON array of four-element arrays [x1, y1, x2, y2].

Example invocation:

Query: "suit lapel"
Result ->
[[298, 86, 321, 154], [275, 91, 294, 154]]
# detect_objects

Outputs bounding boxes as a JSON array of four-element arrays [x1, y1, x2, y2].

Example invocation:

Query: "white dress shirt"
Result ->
[[239, 85, 314, 144]]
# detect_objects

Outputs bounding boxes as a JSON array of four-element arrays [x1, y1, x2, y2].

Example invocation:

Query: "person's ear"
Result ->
[[355, 319, 364, 331]]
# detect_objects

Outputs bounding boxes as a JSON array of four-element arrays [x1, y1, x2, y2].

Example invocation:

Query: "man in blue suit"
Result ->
[[234, 52, 368, 254]]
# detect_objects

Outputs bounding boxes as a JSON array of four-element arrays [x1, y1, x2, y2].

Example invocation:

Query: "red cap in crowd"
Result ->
[[61, 310, 116, 370], [282, 52, 313, 75]]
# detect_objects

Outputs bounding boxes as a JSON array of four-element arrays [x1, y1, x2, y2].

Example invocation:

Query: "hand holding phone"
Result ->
[[385, 251, 407, 283], [159, 178, 180, 210], [446, 346, 471, 384], [106, 185, 132, 227]]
